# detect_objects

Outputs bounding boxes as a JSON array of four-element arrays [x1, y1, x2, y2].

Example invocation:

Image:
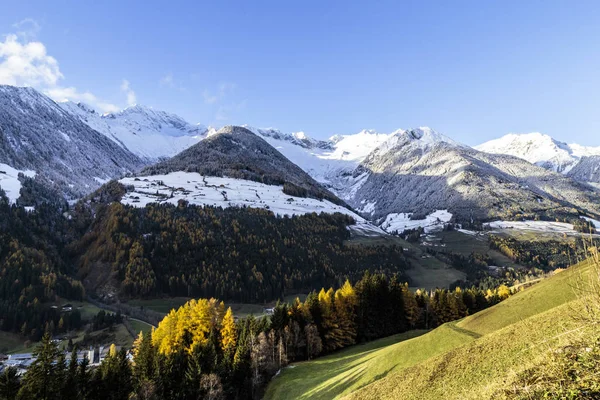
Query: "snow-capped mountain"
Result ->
[[142, 125, 345, 205], [115, 125, 384, 236], [245, 126, 393, 196], [346, 128, 600, 223], [476, 132, 600, 175], [59, 101, 208, 160], [0, 85, 144, 199]]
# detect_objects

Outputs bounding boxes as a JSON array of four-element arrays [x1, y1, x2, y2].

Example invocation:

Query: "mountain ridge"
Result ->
[[0, 85, 144, 199], [476, 132, 600, 177], [59, 100, 208, 160]]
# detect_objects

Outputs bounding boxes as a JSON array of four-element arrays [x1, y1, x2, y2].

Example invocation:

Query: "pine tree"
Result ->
[[61, 348, 79, 400], [270, 302, 289, 332], [77, 354, 91, 400], [0, 367, 20, 400], [334, 280, 357, 347], [17, 333, 62, 400], [388, 276, 407, 334], [98, 348, 133, 400]]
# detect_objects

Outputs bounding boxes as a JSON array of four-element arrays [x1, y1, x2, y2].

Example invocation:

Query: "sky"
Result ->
[[1, 0, 599, 145]]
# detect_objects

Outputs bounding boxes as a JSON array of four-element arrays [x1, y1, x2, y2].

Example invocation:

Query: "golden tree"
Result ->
[[220, 307, 237, 353]]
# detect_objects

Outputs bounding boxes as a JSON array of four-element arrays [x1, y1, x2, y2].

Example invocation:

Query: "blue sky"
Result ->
[[1, 1, 599, 145]]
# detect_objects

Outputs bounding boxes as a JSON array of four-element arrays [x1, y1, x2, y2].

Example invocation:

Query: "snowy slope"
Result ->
[[566, 155, 600, 184], [0, 163, 35, 203], [119, 172, 385, 236], [0, 85, 144, 199], [59, 101, 208, 160], [244, 126, 393, 197], [141, 125, 346, 205], [380, 210, 453, 234], [483, 220, 600, 238], [476, 132, 600, 174]]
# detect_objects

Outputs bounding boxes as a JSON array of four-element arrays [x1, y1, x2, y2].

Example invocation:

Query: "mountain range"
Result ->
[[476, 132, 600, 178], [1, 84, 599, 229]]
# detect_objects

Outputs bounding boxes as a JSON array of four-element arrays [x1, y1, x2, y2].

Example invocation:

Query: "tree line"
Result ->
[[1, 272, 513, 400]]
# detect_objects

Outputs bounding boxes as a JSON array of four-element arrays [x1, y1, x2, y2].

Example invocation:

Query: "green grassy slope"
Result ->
[[265, 260, 594, 400]]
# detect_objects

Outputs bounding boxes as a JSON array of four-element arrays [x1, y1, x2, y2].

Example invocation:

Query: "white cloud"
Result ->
[[218, 82, 236, 94], [0, 21, 123, 113], [120, 79, 137, 106], [201, 81, 244, 122], [0, 34, 62, 87], [159, 72, 186, 91]]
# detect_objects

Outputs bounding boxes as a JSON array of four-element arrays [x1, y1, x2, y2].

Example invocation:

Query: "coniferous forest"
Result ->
[[71, 200, 411, 301]]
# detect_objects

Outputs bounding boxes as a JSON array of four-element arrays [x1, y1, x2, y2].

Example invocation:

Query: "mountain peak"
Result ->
[[403, 127, 456, 144], [141, 124, 344, 205], [373, 127, 458, 157], [475, 132, 593, 173]]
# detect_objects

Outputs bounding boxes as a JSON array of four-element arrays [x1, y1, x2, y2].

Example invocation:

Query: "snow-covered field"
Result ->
[[485, 220, 577, 234], [379, 210, 453, 233], [0, 163, 36, 203], [119, 172, 385, 236]]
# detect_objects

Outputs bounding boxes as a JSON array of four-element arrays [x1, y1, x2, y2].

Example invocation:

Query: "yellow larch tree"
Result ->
[[220, 307, 237, 353]]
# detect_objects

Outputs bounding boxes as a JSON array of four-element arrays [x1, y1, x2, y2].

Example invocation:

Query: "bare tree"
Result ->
[[199, 373, 224, 400], [305, 324, 322, 360]]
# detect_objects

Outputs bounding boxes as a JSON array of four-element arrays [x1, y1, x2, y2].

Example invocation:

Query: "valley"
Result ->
[[2, 5, 600, 399]]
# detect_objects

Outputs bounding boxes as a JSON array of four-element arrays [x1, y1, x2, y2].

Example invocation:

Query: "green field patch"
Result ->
[[266, 259, 594, 400]]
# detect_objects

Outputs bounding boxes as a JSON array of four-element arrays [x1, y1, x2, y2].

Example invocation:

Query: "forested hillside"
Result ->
[[0, 189, 85, 340], [71, 200, 410, 301]]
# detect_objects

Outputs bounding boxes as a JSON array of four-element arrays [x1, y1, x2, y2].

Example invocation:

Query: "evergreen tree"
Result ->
[[17, 333, 62, 400], [62, 348, 80, 400], [77, 354, 92, 400], [98, 348, 133, 400], [0, 367, 20, 400], [269, 302, 289, 333]]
